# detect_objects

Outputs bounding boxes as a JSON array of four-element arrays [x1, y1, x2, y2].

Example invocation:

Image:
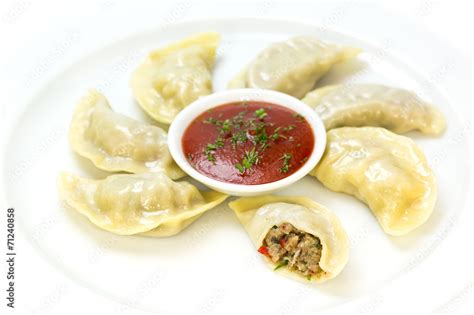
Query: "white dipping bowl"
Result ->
[[168, 89, 326, 196]]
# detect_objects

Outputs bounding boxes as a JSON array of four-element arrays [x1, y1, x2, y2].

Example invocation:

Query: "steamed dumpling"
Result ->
[[69, 90, 184, 179], [302, 84, 446, 135], [228, 37, 360, 98], [131, 32, 220, 124], [229, 195, 349, 283], [58, 172, 228, 236], [311, 127, 436, 236]]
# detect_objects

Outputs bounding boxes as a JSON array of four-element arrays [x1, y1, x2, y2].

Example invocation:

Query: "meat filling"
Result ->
[[259, 223, 323, 278]]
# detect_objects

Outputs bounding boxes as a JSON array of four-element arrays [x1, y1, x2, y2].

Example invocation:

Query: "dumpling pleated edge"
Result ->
[[141, 190, 228, 237], [311, 127, 437, 236], [130, 32, 221, 124], [68, 90, 186, 179], [57, 172, 228, 237], [301, 84, 447, 135]]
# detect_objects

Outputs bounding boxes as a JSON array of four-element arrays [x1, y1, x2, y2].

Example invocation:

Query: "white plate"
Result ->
[[2, 18, 471, 313]]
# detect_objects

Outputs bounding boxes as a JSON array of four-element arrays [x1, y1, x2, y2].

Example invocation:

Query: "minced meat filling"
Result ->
[[260, 222, 323, 277]]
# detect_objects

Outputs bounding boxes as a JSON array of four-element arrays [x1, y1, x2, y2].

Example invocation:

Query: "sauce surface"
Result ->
[[182, 102, 315, 185]]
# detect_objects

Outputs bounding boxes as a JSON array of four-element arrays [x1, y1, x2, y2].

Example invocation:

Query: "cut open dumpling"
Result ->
[[58, 172, 228, 236], [228, 195, 349, 283], [131, 32, 220, 124], [69, 90, 184, 179], [302, 84, 446, 135], [311, 127, 437, 235], [228, 37, 360, 98]]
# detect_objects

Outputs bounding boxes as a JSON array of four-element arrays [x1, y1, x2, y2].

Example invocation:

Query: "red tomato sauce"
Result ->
[[182, 101, 315, 185]]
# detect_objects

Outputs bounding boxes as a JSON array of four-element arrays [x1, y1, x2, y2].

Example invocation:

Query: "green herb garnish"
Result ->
[[215, 137, 224, 148], [254, 129, 268, 144], [231, 131, 248, 145], [206, 143, 217, 151], [221, 119, 231, 133], [279, 153, 293, 173], [203, 117, 220, 125], [232, 111, 247, 127], [204, 143, 218, 163], [235, 147, 259, 174], [284, 124, 296, 131], [201, 106, 305, 175], [206, 152, 216, 162], [270, 127, 281, 140], [259, 142, 269, 151], [274, 260, 289, 271], [255, 108, 267, 119], [243, 148, 259, 168], [234, 163, 245, 174]]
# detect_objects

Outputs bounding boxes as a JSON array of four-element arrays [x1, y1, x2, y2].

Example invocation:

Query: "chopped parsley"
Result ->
[[234, 163, 245, 173], [255, 108, 267, 119], [206, 143, 217, 151], [235, 147, 259, 174], [279, 153, 293, 173], [203, 117, 220, 125], [206, 152, 216, 162], [221, 119, 231, 133], [254, 129, 268, 144], [271, 127, 281, 140], [274, 259, 289, 271], [215, 137, 224, 148], [283, 124, 296, 131], [242, 147, 259, 168], [204, 143, 218, 163], [232, 111, 247, 127], [231, 130, 248, 145], [196, 104, 310, 178]]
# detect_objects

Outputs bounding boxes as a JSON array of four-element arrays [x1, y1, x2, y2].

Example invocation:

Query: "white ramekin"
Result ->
[[168, 88, 326, 196]]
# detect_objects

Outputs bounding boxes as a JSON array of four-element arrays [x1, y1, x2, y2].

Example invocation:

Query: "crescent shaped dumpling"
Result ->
[[228, 37, 360, 98], [69, 90, 185, 179], [228, 195, 349, 283], [58, 172, 228, 236], [131, 32, 220, 124], [311, 127, 437, 236], [302, 84, 446, 135]]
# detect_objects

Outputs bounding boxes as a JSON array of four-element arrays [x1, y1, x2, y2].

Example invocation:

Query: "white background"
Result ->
[[0, 0, 472, 314]]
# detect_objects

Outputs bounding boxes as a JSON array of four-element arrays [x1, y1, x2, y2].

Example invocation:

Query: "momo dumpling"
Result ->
[[69, 90, 184, 179], [58, 172, 228, 236], [131, 32, 220, 124], [229, 195, 349, 283], [312, 127, 437, 236], [302, 84, 446, 135], [228, 37, 360, 98]]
